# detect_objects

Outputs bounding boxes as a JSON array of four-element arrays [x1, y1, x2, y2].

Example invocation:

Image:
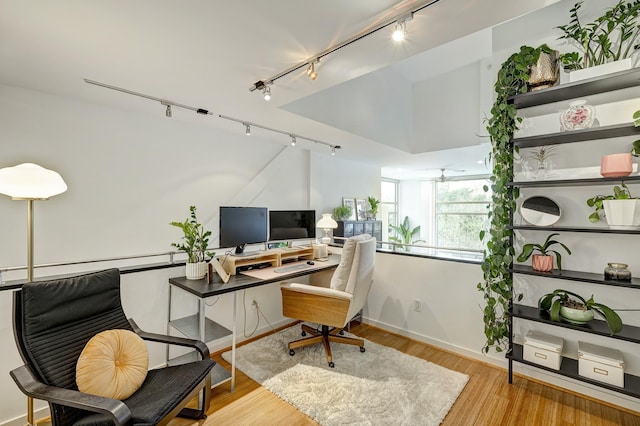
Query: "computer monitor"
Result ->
[[269, 210, 316, 242], [219, 206, 268, 254]]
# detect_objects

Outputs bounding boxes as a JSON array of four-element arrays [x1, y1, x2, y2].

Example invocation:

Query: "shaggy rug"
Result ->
[[222, 325, 469, 425]]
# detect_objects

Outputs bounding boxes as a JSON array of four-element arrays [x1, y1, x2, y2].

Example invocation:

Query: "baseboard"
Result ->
[[2, 407, 50, 426]]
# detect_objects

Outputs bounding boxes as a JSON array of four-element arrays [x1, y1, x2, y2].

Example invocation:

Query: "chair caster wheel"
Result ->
[[328, 362, 335, 368], [360, 346, 365, 353], [339, 330, 344, 335], [289, 349, 295, 356], [301, 331, 306, 337]]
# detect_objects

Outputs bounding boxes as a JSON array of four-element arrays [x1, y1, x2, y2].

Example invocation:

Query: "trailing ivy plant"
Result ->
[[478, 44, 554, 353]]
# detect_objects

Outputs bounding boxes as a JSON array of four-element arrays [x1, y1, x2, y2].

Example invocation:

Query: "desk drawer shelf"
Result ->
[[168, 352, 231, 388], [169, 314, 232, 342]]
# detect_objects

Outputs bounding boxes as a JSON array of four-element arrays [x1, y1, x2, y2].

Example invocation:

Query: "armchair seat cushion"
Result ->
[[74, 359, 215, 426], [76, 329, 149, 400]]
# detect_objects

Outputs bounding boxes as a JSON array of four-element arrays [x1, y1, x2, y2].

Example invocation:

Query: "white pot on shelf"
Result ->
[[186, 261, 207, 280], [603, 199, 639, 229], [569, 58, 633, 83]]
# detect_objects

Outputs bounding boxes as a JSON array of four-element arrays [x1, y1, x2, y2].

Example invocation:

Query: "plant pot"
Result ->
[[560, 306, 594, 324], [603, 199, 639, 228], [186, 261, 207, 280], [569, 58, 633, 83], [528, 50, 559, 91], [532, 254, 553, 272], [600, 153, 632, 178]]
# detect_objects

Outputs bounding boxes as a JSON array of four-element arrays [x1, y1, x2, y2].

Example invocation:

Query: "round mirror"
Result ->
[[521, 196, 561, 226]]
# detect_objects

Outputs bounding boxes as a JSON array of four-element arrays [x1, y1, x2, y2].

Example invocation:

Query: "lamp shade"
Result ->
[[316, 213, 338, 229], [0, 163, 67, 199]]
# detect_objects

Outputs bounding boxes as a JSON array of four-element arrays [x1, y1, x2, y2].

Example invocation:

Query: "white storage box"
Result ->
[[578, 341, 625, 387], [523, 330, 564, 370]]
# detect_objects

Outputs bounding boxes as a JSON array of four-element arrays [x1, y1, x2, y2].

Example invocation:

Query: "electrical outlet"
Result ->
[[251, 299, 258, 310], [412, 299, 422, 312]]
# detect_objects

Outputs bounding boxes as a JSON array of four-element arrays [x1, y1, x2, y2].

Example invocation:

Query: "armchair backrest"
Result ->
[[329, 234, 376, 322], [14, 268, 131, 391]]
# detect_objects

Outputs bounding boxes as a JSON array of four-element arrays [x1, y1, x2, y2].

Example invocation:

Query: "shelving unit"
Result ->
[[506, 67, 640, 399]]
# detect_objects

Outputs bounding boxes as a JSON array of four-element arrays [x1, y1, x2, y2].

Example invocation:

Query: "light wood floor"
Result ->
[[170, 322, 640, 426]]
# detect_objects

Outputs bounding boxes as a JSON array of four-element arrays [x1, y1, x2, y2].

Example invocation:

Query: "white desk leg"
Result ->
[[199, 298, 206, 343], [231, 291, 237, 392]]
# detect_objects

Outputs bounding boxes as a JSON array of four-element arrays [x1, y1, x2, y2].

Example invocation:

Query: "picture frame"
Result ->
[[342, 198, 357, 220], [355, 198, 367, 221]]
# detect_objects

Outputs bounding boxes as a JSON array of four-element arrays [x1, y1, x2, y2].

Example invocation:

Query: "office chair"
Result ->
[[10, 268, 215, 425], [281, 234, 376, 367]]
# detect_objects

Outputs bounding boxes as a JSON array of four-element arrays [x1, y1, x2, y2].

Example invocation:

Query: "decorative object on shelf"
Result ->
[[333, 204, 353, 221], [516, 233, 571, 272], [586, 181, 639, 227], [389, 216, 424, 251], [578, 341, 625, 387], [480, 44, 552, 353], [600, 153, 633, 177], [342, 197, 357, 220], [604, 262, 632, 281], [557, 1, 640, 80], [530, 146, 556, 178], [560, 100, 595, 131], [538, 289, 623, 335], [366, 196, 380, 220], [316, 213, 338, 244], [170, 205, 212, 280], [631, 109, 640, 158], [520, 196, 561, 226], [528, 49, 560, 91], [523, 330, 564, 371], [355, 198, 367, 221]]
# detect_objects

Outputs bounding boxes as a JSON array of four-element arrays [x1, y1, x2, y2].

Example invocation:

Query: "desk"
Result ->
[[167, 255, 340, 391]]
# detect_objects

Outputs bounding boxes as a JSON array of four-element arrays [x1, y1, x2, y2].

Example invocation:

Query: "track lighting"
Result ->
[[263, 86, 271, 101], [307, 60, 318, 80], [165, 104, 172, 117], [219, 114, 341, 156], [392, 21, 406, 41]]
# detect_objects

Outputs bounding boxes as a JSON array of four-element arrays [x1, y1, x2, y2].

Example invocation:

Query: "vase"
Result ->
[[600, 153, 632, 178], [532, 254, 553, 272], [560, 306, 594, 324], [528, 50, 559, 91], [186, 261, 207, 280], [560, 100, 595, 131], [569, 58, 633, 83]]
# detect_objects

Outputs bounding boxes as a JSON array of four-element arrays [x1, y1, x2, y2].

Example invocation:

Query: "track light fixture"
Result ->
[[248, 1, 435, 94], [219, 114, 341, 156], [84, 79, 214, 118], [263, 85, 271, 101], [392, 21, 406, 41], [307, 59, 319, 80]]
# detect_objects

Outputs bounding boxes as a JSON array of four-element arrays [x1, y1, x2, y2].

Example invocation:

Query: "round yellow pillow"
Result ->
[[76, 329, 149, 400]]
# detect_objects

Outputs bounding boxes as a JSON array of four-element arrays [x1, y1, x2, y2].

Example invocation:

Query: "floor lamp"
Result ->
[[0, 163, 67, 426]]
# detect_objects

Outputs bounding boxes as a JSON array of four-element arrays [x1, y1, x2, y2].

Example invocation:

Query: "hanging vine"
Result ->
[[478, 45, 554, 353]]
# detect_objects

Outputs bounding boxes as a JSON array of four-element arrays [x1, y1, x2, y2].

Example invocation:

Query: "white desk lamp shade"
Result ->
[[0, 163, 67, 199], [317, 213, 338, 244]]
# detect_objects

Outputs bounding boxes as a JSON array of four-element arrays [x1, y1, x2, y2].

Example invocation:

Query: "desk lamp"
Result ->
[[316, 213, 338, 244], [0, 162, 67, 426]]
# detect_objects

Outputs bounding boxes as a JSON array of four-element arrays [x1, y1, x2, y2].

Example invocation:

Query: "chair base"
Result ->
[[288, 324, 365, 367]]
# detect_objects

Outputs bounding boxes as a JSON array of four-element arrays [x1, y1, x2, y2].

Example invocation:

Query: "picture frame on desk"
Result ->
[[342, 197, 357, 220], [355, 198, 367, 221]]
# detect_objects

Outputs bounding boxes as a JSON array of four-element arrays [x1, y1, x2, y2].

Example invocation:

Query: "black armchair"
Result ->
[[10, 268, 216, 425]]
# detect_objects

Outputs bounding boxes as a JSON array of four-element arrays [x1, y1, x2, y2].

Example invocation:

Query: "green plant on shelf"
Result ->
[[333, 205, 352, 221], [516, 233, 571, 271], [170, 205, 212, 263], [586, 181, 637, 222]]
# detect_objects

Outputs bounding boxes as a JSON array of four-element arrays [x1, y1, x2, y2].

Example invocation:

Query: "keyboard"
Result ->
[[274, 264, 311, 273]]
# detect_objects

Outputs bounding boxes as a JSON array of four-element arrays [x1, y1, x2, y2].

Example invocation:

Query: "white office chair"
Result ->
[[280, 234, 376, 367]]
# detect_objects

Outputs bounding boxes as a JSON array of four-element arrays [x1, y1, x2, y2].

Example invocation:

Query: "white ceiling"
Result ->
[[0, 0, 562, 180]]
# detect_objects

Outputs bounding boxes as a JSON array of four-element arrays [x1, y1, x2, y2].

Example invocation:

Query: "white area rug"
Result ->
[[222, 325, 469, 425]]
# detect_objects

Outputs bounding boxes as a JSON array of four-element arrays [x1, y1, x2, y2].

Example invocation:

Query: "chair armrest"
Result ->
[[129, 319, 210, 360], [10, 365, 132, 425], [281, 282, 353, 301]]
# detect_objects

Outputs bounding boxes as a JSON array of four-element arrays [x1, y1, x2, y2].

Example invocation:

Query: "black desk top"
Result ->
[[169, 255, 340, 298]]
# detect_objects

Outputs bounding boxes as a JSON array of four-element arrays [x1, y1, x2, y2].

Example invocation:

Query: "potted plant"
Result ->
[[170, 205, 212, 280], [538, 289, 623, 334], [367, 196, 380, 220], [389, 216, 425, 251], [586, 181, 639, 227], [333, 205, 352, 221], [557, 1, 640, 81], [516, 233, 572, 272]]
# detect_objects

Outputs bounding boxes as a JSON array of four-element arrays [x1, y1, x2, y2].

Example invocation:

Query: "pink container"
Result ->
[[600, 153, 632, 178], [532, 255, 553, 272]]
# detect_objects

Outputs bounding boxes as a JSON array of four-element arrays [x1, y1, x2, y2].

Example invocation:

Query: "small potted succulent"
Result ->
[[516, 233, 571, 272], [538, 289, 623, 335], [170, 205, 212, 280]]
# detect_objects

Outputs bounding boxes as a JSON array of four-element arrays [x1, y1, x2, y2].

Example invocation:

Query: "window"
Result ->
[[380, 179, 398, 243]]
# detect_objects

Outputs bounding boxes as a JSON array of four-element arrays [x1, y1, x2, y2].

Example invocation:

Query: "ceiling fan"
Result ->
[[436, 168, 465, 182]]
